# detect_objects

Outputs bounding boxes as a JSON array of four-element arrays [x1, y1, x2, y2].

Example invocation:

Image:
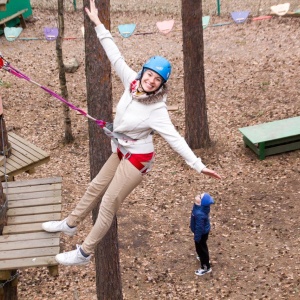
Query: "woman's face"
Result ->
[[140, 69, 163, 93]]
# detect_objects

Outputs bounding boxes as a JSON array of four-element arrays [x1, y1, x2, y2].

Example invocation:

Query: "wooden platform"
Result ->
[[0, 177, 62, 278], [0, 8, 27, 28], [270, 11, 300, 18], [239, 116, 300, 160], [0, 132, 50, 182]]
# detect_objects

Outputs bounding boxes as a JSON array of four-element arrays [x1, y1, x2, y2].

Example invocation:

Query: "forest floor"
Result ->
[[0, 6, 300, 300]]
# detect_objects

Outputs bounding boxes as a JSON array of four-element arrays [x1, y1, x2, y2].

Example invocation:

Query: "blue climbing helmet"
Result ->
[[142, 56, 172, 83]]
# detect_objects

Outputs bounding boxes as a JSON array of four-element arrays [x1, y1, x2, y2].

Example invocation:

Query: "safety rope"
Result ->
[[0, 54, 135, 156], [0, 55, 105, 126], [0, 270, 19, 288]]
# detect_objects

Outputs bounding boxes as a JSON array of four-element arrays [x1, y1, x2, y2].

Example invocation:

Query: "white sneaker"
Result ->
[[42, 218, 77, 236], [195, 267, 212, 276], [55, 245, 91, 266]]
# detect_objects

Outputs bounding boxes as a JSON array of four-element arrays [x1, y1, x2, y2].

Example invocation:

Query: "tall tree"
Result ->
[[57, 0, 74, 143], [83, 0, 123, 299], [181, 0, 211, 148]]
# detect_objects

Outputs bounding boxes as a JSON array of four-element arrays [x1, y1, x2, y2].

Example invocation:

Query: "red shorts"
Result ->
[[117, 149, 154, 173]]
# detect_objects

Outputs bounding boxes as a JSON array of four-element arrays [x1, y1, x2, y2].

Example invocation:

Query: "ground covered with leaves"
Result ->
[[1, 7, 300, 300]]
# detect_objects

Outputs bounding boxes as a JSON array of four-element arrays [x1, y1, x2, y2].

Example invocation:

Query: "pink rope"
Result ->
[[0, 57, 106, 128]]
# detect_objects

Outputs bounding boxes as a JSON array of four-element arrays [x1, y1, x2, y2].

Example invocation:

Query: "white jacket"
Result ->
[[95, 25, 206, 173]]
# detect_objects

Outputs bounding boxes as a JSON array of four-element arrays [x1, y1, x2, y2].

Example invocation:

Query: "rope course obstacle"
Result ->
[[1, 1, 300, 42], [0, 102, 62, 297]]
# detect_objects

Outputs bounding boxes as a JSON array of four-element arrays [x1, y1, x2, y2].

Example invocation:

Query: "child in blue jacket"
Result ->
[[190, 192, 214, 276]]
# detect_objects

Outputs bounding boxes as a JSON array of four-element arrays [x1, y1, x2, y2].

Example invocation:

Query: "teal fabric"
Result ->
[[4, 27, 23, 41]]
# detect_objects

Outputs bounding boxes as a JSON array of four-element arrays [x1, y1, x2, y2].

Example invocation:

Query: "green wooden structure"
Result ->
[[239, 116, 300, 160], [0, 0, 32, 28]]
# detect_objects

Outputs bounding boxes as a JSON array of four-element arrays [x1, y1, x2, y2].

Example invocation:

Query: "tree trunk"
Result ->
[[0, 96, 11, 158], [56, 0, 74, 144], [181, 0, 211, 148], [0, 271, 18, 300], [83, 0, 123, 299], [0, 180, 6, 235]]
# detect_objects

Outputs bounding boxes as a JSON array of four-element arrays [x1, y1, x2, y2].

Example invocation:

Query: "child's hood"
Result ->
[[201, 193, 214, 206]]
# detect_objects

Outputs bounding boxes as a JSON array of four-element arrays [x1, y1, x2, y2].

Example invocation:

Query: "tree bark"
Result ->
[[181, 0, 211, 148], [0, 182, 6, 235], [56, 0, 74, 144], [83, 0, 123, 299], [0, 96, 11, 158], [0, 271, 18, 300]]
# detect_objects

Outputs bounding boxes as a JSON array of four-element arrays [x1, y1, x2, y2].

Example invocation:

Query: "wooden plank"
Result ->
[[16, 157, 49, 174], [243, 133, 300, 160], [7, 204, 62, 217], [0, 150, 30, 173], [0, 133, 50, 181], [7, 212, 61, 225], [0, 237, 60, 251], [0, 256, 58, 270], [8, 141, 43, 162], [9, 132, 49, 157], [239, 116, 300, 144], [8, 196, 62, 208], [1, 155, 22, 172], [3, 177, 62, 188], [265, 141, 300, 157], [0, 232, 60, 243], [264, 135, 300, 147], [270, 12, 300, 18], [6, 189, 61, 201], [3, 222, 49, 234], [6, 147, 33, 165], [0, 157, 50, 181], [0, 9, 28, 25], [0, 174, 62, 271], [8, 133, 48, 160], [1, 246, 60, 260], [5, 183, 62, 196], [9, 147, 34, 165]]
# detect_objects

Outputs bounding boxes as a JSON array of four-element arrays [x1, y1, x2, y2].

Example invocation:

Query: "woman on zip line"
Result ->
[[42, 0, 222, 266]]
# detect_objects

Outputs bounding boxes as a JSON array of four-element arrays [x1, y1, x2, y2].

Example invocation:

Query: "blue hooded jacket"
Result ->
[[190, 193, 214, 242]]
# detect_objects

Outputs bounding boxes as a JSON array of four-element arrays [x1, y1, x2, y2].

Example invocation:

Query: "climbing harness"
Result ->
[[117, 149, 155, 174], [0, 54, 134, 157]]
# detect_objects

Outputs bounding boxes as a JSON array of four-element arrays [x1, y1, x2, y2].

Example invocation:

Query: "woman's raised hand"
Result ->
[[85, 0, 102, 26], [201, 167, 222, 180]]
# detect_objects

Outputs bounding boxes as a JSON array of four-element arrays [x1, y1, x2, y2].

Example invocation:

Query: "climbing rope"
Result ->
[[0, 54, 106, 128], [0, 54, 135, 156]]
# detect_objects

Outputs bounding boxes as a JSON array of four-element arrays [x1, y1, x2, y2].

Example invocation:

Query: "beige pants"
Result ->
[[67, 153, 143, 254]]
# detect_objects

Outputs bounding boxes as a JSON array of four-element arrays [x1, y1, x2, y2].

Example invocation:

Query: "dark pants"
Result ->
[[195, 232, 210, 269]]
